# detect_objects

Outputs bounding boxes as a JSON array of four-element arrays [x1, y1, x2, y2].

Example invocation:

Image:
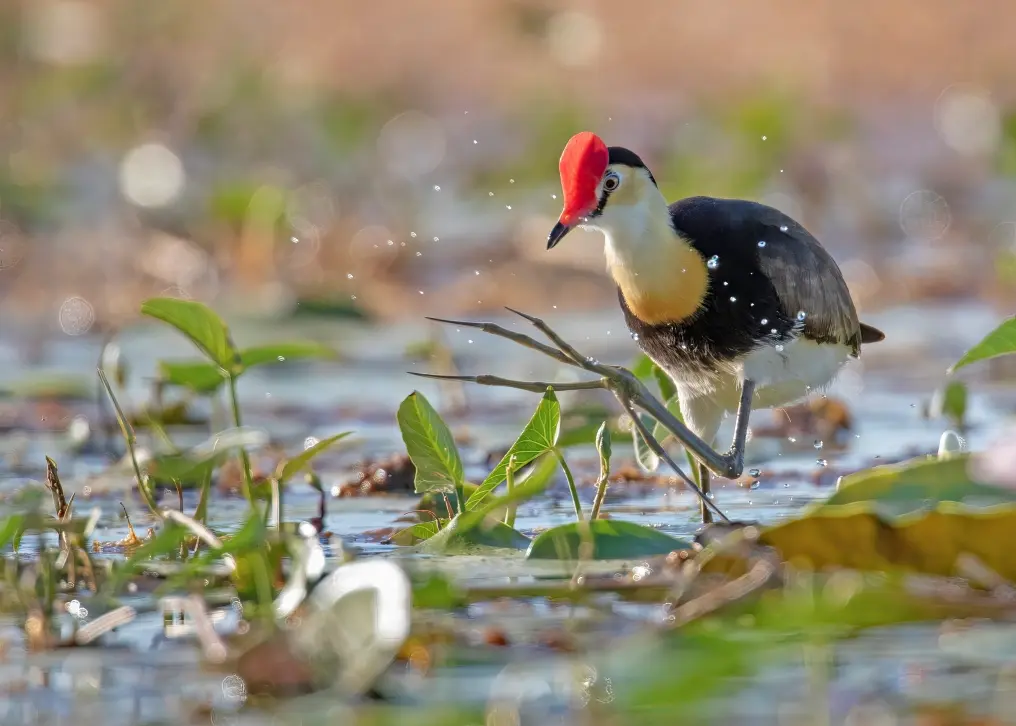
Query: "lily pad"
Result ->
[[526, 520, 693, 561]]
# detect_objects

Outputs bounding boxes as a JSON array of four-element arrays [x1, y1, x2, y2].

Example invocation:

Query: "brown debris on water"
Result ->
[[336, 453, 416, 497]]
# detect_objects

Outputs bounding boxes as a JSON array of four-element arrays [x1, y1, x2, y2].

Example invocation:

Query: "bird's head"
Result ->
[[547, 131, 661, 249]]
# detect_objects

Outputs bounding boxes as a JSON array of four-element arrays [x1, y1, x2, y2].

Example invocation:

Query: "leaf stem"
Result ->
[[590, 468, 608, 521], [554, 448, 583, 521], [227, 374, 257, 509], [98, 369, 161, 520], [504, 455, 518, 528]]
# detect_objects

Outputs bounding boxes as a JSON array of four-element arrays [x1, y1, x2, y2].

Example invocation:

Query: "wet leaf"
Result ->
[[633, 414, 661, 473], [397, 391, 464, 495], [142, 297, 236, 369], [526, 520, 692, 560], [951, 315, 1016, 372], [276, 432, 353, 483], [468, 388, 560, 509]]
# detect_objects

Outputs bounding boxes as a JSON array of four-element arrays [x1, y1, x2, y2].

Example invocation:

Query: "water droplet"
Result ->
[[631, 333, 639, 341], [506, 205, 512, 210], [277, 356, 285, 362], [729, 296, 737, 302], [816, 459, 828, 467], [418, 290, 425, 295], [813, 440, 824, 450], [762, 135, 767, 140], [411, 232, 417, 238], [509, 179, 515, 184], [707, 255, 719, 269], [788, 436, 797, 443], [775, 344, 784, 352], [757, 240, 766, 248], [467, 339, 473, 344], [749, 468, 761, 477], [797, 310, 807, 321], [346, 273, 354, 279], [351, 295, 357, 300], [474, 270, 480, 275], [780, 225, 788, 232], [771, 328, 778, 335], [760, 318, 768, 325], [551, 194, 557, 199], [706, 492, 715, 499], [473, 139, 478, 144], [749, 480, 760, 490], [290, 236, 299, 244], [387, 240, 394, 246], [415, 251, 422, 257], [433, 236, 440, 242], [433, 185, 441, 191], [489, 192, 494, 197], [723, 281, 729, 286]]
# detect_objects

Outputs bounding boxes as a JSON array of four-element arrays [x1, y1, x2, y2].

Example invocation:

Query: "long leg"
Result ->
[[698, 463, 712, 524], [724, 380, 756, 479]]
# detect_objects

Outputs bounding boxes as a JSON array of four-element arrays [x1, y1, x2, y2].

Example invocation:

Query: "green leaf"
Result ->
[[158, 360, 227, 394], [237, 341, 337, 368], [929, 380, 968, 426], [0, 514, 24, 548], [633, 414, 660, 472], [652, 364, 677, 402], [415, 483, 480, 518], [595, 421, 612, 473], [418, 514, 530, 554], [158, 341, 338, 394], [390, 520, 444, 546], [467, 388, 560, 509], [397, 391, 465, 494], [107, 521, 190, 591], [653, 394, 685, 444], [526, 520, 692, 560], [141, 297, 237, 370], [148, 427, 269, 486], [951, 316, 1016, 372], [276, 432, 353, 483], [631, 353, 656, 381]]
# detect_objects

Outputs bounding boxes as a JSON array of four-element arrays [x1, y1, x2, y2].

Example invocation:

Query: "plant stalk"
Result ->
[[504, 455, 518, 528], [98, 369, 161, 519], [554, 449, 583, 521], [227, 374, 257, 509]]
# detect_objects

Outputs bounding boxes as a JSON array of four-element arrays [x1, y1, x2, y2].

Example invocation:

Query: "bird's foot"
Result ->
[[718, 448, 745, 480]]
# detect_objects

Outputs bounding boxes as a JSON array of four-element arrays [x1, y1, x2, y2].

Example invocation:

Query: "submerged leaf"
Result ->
[[418, 514, 530, 554], [951, 315, 1016, 372], [397, 391, 464, 494], [142, 298, 236, 370], [526, 520, 692, 560], [468, 388, 560, 509]]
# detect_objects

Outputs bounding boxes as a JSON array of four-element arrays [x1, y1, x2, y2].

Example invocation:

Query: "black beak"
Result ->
[[547, 221, 573, 250]]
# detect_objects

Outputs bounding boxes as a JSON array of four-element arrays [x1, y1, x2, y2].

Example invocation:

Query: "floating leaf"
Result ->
[[467, 388, 560, 509], [951, 316, 1016, 372], [397, 391, 464, 494], [418, 514, 530, 554], [822, 453, 1016, 517], [141, 298, 236, 370], [276, 432, 353, 483], [526, 520, 692, 560]]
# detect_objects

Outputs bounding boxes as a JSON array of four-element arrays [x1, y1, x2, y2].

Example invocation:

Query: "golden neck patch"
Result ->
[[609, 240, 709, 326]]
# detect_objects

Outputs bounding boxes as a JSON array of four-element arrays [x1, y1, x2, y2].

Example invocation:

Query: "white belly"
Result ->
[[667, 338, 852, 445]]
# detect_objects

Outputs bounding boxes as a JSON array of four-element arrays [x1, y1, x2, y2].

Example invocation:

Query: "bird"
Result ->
[[546, 131, 884, 520]]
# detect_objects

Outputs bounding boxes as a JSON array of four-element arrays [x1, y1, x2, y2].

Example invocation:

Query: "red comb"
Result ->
[[558, 132, 608, 225]]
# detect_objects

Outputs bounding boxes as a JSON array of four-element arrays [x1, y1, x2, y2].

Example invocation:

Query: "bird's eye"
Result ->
[[603, 172, 620, 192]]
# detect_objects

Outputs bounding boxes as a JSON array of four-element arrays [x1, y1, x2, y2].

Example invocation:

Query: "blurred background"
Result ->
[[6, 0, 1016, 350]]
